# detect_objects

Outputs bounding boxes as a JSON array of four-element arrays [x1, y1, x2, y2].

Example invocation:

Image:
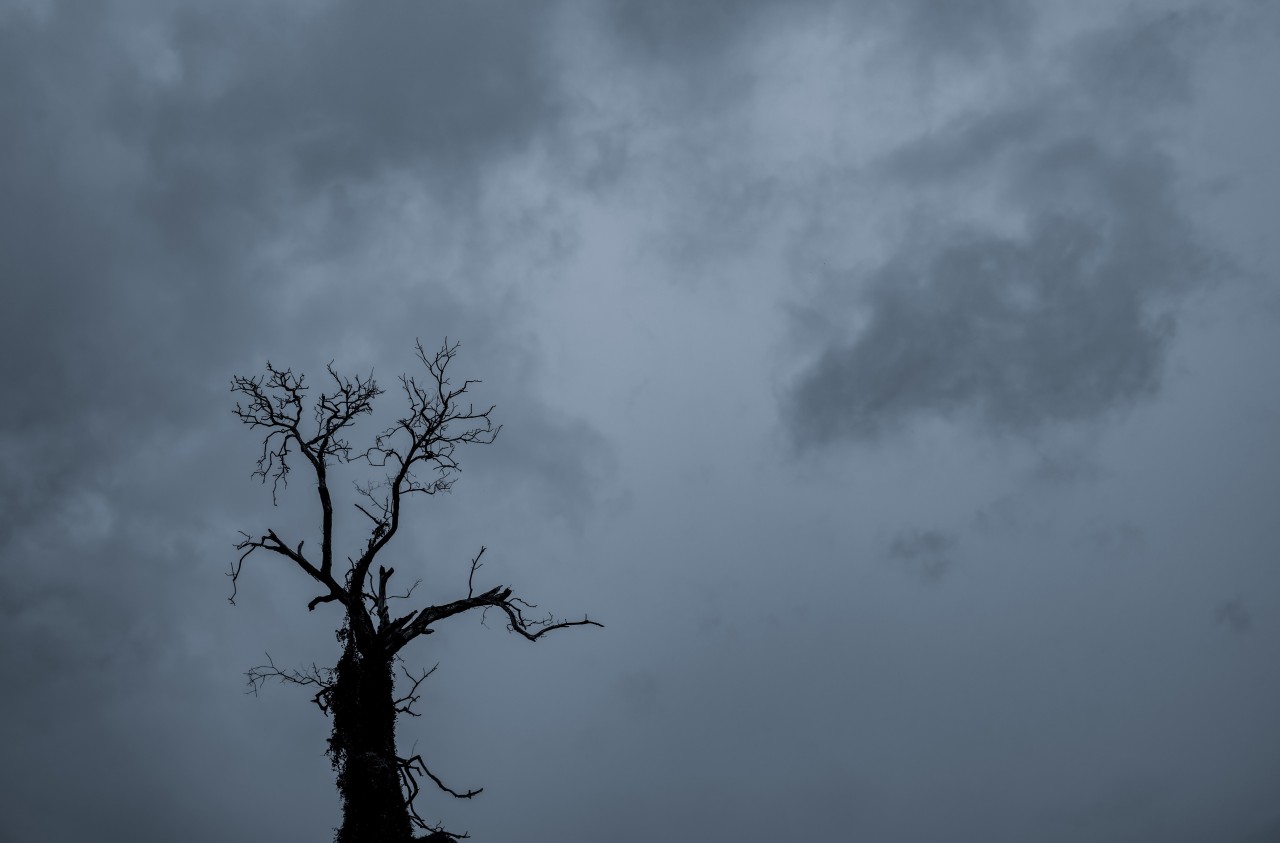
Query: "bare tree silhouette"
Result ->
[[230, 339, 601, 842]]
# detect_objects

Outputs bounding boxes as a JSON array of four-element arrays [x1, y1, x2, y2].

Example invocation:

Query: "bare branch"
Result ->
[[230, 529, 346, 610], [496, 604, 605, 642], [395, 750, 478, 839], [351, 340, 500, 593], [305, 364, 382, 461], [382, 556, 603, 654], [231, 361, 382, 593], [246, 654, 337, 714], [394, 662, 438, 717], [230, 365, 308, 503], [466, 546, 485, 599], [393, 579, 423, 602], [400, 754, 482, 801]]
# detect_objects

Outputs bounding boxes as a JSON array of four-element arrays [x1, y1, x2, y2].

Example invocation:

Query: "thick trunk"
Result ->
[[330, 624, 412, 843]]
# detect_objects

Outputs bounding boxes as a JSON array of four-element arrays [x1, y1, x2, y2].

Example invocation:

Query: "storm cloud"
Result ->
[[788, 8, 1221, 444], [2, 2, 1278, 842]]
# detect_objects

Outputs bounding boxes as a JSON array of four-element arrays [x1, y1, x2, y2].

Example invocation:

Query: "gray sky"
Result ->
[[2, 1, 1279, 840]]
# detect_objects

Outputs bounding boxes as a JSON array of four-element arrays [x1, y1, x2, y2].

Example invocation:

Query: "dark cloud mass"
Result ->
[[793, 143, 1208, 441], [789, 11, 1220, 445], [2, 2, 1279, 842], [892, 0, 1032, 62], [0, 0, 580, 531], [889, 527, 956, 580]]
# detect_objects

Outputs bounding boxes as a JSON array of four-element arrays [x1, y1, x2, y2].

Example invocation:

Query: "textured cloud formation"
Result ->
[[3, 3, 1279, 842], [1216, 598, 1252, 634], [0, 0, 591, 536], [793, 143, 1210, 441], [607, 0, 1032, 64], [788, 10, 1220, 444], [889, 527, 956, 580]]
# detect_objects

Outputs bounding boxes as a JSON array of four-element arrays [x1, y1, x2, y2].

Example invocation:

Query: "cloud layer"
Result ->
[[788, 8, 1220, 444], [1, 3, 1278, 842]]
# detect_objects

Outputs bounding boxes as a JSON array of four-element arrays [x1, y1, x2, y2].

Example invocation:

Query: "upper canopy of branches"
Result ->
[[229, 340, 599, 649], [230, 339, 496, 503], [230, 362, 380, 503], [229, 340, 498, 610]]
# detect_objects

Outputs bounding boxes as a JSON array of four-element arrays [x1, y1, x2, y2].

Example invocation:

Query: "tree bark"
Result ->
[[330, 620, 412, 843]]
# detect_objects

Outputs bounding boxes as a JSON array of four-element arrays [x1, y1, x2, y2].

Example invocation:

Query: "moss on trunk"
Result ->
[[329, 625, 412, 843]]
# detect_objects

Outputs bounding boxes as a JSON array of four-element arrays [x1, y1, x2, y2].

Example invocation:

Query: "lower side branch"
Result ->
[[399, 753, 480, 836]]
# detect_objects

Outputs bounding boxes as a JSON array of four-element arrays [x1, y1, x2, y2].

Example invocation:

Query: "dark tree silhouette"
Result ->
[[229, 339, 601, 842]]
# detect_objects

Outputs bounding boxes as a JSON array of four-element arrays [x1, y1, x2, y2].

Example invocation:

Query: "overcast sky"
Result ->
[[2, 1, 1280, 841]]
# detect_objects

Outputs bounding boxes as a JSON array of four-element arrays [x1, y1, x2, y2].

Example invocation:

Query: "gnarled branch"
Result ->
[[349, 340, 499, 592], [230, 362, 381, 596], [246, 654, 337, 714], [394, 662, 437, 717], [381, 561, 603, 655], [230, 529, 346, 610], [398, 752, 478, 838]]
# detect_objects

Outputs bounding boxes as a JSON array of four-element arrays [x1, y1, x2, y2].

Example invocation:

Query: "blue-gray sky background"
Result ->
[[2, 1, 1279, 840]]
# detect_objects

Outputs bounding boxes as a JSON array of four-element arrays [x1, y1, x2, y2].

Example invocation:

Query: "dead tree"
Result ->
[[230, 339, 601, 842]]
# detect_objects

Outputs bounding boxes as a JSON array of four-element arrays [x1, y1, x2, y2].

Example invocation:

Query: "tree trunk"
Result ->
[[330, 623, 412, 843]]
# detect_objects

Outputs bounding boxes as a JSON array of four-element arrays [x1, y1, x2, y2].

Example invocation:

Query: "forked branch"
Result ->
[[394, 662, 438, 717], [246, 654, 337, 714], [351, 340, 500, 594], [381, 571, 603, 655], [231, 529, 346, 610], [230, 360, 382, 602]]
